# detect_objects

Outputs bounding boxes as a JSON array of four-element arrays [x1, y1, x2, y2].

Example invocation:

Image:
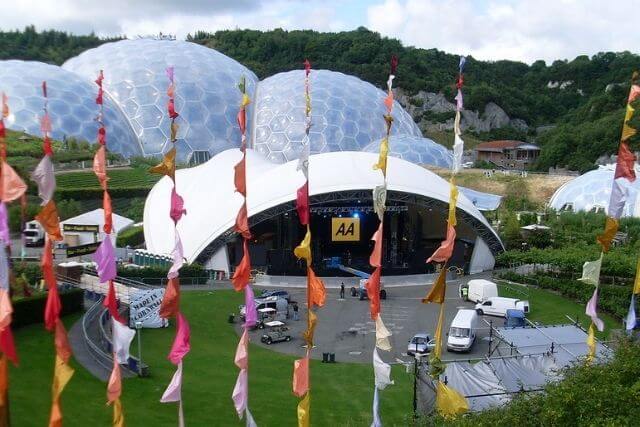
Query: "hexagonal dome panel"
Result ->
[[62, 39, 258, 161], [0, 60, 140, 157], [363, 135, 453, 169], [252, 69, 422, 163]]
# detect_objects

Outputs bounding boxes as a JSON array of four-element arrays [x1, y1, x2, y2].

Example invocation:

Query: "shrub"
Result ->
[[116, 226, 145, 248], [12, 288, 84, 328]]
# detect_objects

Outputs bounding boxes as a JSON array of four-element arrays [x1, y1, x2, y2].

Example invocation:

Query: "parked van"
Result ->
[[462, 279, 498, 303], [240, 296, 288, 322], [447, 309, 478, 352], [475, 297, 530, 317]]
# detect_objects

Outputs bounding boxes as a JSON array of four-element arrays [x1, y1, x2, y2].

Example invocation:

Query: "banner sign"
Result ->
[[66, 241, 100, 257], [331, 217, 360, 241], [63, 223, 100, 233], [129, 288, 168, 329]]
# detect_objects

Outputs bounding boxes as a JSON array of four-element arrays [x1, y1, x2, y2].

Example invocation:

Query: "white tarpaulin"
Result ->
[[129, 288, 168, 328], [442, 361, 509, 411]]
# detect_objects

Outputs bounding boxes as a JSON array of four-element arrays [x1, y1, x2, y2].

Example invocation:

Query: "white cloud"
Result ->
[[366, 0, 639, 63]]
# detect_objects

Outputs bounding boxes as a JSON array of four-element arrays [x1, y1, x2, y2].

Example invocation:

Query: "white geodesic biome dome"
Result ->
[[0, 60, 140, 156], [548, 166, 640, 217], [62, 39, 258, 161], [363, 134, 453, 169], [252, 69, 423, 163]]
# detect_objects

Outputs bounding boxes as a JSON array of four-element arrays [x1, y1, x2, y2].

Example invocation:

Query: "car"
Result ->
[[407, 333, 436, 356], [259, 289, 291, 301], [462, 161, 474, 169], [475, 297, 530, 317], [260, 321, 292, 345]]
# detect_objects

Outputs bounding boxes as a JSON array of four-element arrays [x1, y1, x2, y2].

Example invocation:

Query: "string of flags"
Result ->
[[292, 59, 326, 427], [230, 75, 259, 425], [421, 56, 469, 418]]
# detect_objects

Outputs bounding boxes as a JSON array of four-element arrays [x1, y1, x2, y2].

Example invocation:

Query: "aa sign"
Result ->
[[332, 218, 360, 241]]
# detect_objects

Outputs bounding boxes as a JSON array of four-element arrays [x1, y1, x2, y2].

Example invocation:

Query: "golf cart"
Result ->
[[255, 307, 277, 329], [260, 321, 291, 345]]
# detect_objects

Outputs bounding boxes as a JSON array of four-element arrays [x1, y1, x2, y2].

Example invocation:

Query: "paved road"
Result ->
[[242, 277, 500, 365]]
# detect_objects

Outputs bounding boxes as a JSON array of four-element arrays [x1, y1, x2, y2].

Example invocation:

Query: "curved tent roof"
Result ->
[[144, 149, 503, 262]]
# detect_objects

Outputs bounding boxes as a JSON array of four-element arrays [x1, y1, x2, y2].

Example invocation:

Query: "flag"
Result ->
[[373, 138, 389, 176], [35, 200, 62, 240], [170, 187, 187, 223], [246, 408, 257, 427], [149, 147, 176, 180], [365, 267, 381, 320], [112, 398, 125, 427], [608, 178, 628, 219], [0, 203, 8, 244], [235, 203, 251, 240], [634, 258, 640, 294], [93, 237, 117, 283], [103, 191, 113, 234], [452, 133, 464, 173], [0, 162, 27, 203], [54, 320, 72, 363], [625, 294, 636, 332], [422, 268, 447, 304], [168, 313, 191, 365], [427, 225, 456, 264], [432, 304, 446, 360], [292, 357, 309, 397], [435, 381, 468, 418], [296, 182, 310, 226], [448, 183, 459, 226], [103, 281, 123, 323], [297, 149, 309, 179], [586, 323, 596, 363], [232, 369, 248, 418], [244, 285, 257, 328], [234, 155, 246, 196], [372, 348, 393, 390], [297, 391, 310, 427], [369, 222, 383, 268], [112, 318, 135, 364], [0, 354, 8, 417], [307, 267, 326, 308], [232, 240, 251, 291], [106, 357, 121, 404], [0, 327, 17, 365], [578, 255, 602, 286], [294, 227, 312, 265], [373, 184, 386, 221], [234, 329, 249, 370], [596, 217, 619, 252], [160, 361, 183, 403], [302, 309, 317, 347], [44, 278, 61, 331], [167, 232, 185, 279], [32, 155, 56, 204], [49, 355, 74, 427], [160, 277, 180, 319], [375, 314, 392, 351], [586, 288, 605, 332], [0, 249, 8, 291], [93, 145, 108, 190]]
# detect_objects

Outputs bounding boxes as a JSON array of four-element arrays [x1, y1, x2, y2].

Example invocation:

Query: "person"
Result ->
[[340, 282, 345, 299], [293, 303, 299, 321]]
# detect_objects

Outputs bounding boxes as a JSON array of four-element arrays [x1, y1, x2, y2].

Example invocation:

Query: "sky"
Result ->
[[3, 0, 639, 64]]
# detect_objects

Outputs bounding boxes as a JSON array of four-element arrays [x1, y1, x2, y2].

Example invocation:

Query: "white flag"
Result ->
[[373, 348, 394, 390], [31, 155, 56, 205], [112, 317, 136, 364], [375, 315, 392, 351], [626, 294, 636, 332], [246, 408, 258, 427], [452, 133, 464, 174], [373, 185, 387, 222], [578, 255, 602, 286]]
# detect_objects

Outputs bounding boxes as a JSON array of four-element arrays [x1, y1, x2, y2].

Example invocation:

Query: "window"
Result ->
[[449, 327, 470, 338], [483, 301, 492, 306]]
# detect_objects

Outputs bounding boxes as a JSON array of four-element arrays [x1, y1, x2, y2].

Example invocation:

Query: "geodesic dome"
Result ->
[[548, 166, 640, 217], [363, 135, 452, 169], [252, 69, 422, 163], [0, 60, 140, 156], [63, 39, 258, 161]]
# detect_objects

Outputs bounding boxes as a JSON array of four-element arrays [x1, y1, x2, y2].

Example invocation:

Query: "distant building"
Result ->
[[475, 140, 540, 170]]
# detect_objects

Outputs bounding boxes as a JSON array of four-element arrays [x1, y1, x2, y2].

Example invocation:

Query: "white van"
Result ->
[[447, 309, 478, 352], [475, 297, 530, 317], [462, 279, 498, 303]]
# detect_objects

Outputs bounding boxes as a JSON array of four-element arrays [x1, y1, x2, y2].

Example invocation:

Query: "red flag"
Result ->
[[54, 320, 72, 364], [232, 240, 251, 291], [0, 328, 17, 365], [98, 126, 106, 145], [43, 136, 54, 156], [44, 284, 61, 332], [103, 281, 123, 323], [0, 120, 4, 139], [614, 141, 636, 182], [235, 203, 251, 239], [304, 59, 311, 76], [168, 99, 179, 119], [159, 277, 180, 319], [365, 267, 381, 320], [296, 181, 309, 226], [103, 191, 113, 234], [234, 155, 246, 196], [237, 109, 246, 135], [390, 55, 398, 75]]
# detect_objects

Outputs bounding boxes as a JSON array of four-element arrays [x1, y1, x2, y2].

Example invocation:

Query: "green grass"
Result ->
[[56, 168, 159, 191], [496, 282, 619, 339]]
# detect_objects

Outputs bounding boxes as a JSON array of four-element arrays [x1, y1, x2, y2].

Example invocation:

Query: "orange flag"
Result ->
[[307, 267, 326, 308], [596, 216, 619, 252], [0, 161, 27, 203], [0, 290, 12, 331], [235, 202, 251, 239], [234, 155, 246, 196], [292, 357, 309, 397], [0, 354, 8, 412], [427, 225, 457, 263], [614, 141, 636, 182], [149, 147, 176, 180], [36, 200, 63, 241], [93, 145, 108, 190], [365, 266, 382, 320], [422, 268, 447, 304], [107, 357, 121, 404], [369, 222, 383, 268], [159, 277, 180, 319], [103, 191, 113, 234], [232, 240, 251, 291], [49, 355, 74, 427]]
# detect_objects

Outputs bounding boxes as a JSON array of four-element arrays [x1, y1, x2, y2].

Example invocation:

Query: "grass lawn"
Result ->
[[496, 282, 619, 339], [9, 291, 414, 427]]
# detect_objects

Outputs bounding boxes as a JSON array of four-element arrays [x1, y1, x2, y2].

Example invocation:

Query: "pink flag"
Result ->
[[0, 203, 9, 244], [170, 187, 187, 223], [167, 232, 185, 279], [455, 89, 463, 111], [93, 236, 117, 283], [40, 113, 52, 134], [244, 286, 257, 328], [296, 182, 309, 226], [292, 357, 309, 397], [106, 357, 121, 404], [369, 223, 383, 268], [629, 85, 640, 103], [1, 163, 27, 203], [427, 225, 457, 263], [586, 288, 605, 332], [232, 369, 248, 418], [168, 313, 191, 365], [31, 155, 56, 204], [0, 289, 12, 331], [234, 329, 249, 370], [160, 361, 183, 403], [166, 67, 175, 83]]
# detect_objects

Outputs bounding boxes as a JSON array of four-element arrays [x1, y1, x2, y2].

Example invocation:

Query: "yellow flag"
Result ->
[[303, 309, 317, 347], [448, 182, 458, 227], [294, 226, 312, 265], [435, 381, 468, 418], [634, 258, 640, 294], [49, 355, 75, 427], [241, 93, 251, 108], [297, 391, 310, 427], [596, 217, 619, 253], [586, 323, 596, 364], [422, 268, 447, 304], [149, 147, 176, 180], [373, 137, 389, 176], [113, 398, 125, 427], [432, 304, 446, 360]]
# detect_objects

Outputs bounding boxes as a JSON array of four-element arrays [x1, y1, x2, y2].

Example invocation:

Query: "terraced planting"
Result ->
[[56, 168, 160, 199]]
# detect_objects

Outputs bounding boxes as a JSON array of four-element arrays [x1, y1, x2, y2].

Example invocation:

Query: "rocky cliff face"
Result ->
[[396, 89, 529, 135]]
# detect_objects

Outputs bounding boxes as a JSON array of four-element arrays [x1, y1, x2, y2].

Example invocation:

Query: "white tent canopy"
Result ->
[[144, 149, 503, 266], [61, 208, 134, 235]]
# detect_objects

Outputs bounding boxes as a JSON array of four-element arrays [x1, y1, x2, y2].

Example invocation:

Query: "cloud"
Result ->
[[366, 0, 639, 63]]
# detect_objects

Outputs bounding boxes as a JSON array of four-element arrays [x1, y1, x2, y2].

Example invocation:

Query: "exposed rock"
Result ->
[[510, 118, 529, 132]]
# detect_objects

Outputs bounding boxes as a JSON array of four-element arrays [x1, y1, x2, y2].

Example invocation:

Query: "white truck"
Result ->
[[461, 279, 498, 303], [23, 220, 45, 247], [446, 309, 479, 352], [475, 297, 530, 317]]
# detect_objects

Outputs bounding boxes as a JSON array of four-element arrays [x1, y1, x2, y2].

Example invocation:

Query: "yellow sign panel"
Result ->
[[331, 218, 360, 241]]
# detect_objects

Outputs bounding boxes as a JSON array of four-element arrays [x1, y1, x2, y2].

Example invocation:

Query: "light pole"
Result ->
[[413, 341, 419, 419], [135, 321, 143, 376]]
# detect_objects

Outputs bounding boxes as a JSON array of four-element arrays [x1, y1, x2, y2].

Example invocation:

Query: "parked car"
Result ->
[[407, 333, 436, 356], [259, 289, 290, 301], [462, 161, 474, 169], [447, 309, 478, 352], [461, 279, 498, 303], [475, 297, 530, 317], [260, 321, 291, 345], [505, 309, 526, 327]]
